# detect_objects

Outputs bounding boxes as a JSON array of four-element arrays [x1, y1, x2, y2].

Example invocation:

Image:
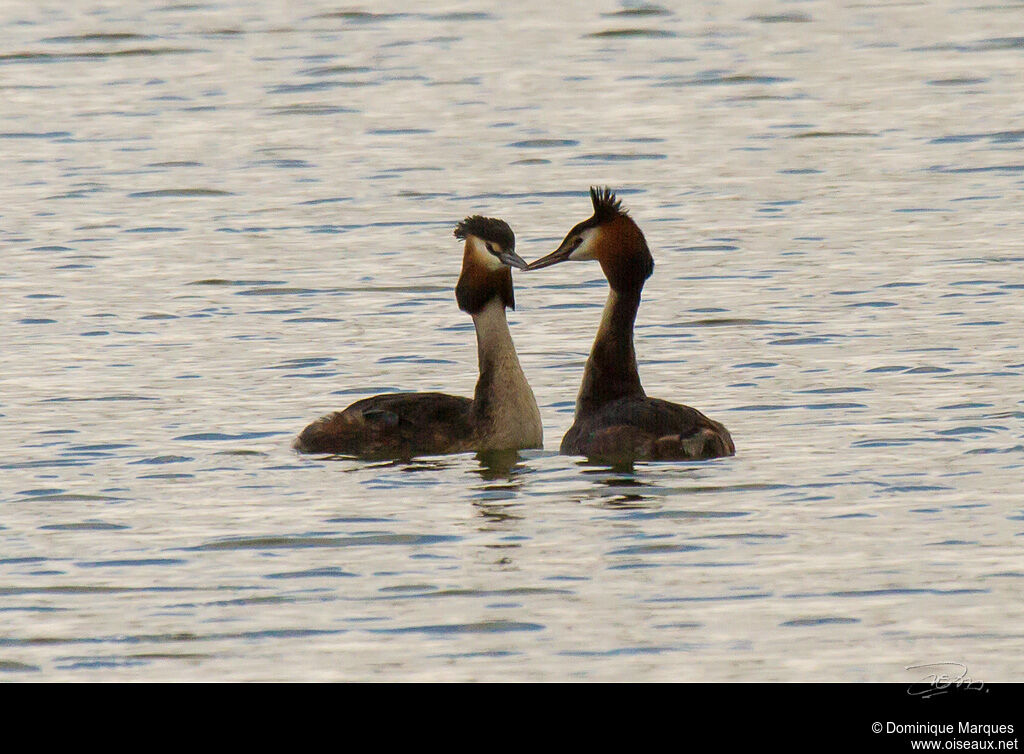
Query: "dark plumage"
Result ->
[[562, 397, 734, 462], [526, 187, 734, 463], [455, 257, 515, 313], [295, 393, 473, 459], [589, 186, 626, 223], [454, 215, 516, 250]]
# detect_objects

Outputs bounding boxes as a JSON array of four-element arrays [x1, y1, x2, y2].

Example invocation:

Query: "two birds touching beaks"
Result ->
[[295, 187, 735, 464]]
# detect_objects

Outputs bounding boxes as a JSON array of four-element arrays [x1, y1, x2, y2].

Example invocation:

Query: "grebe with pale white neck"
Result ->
[[295, 216, 542, 458]]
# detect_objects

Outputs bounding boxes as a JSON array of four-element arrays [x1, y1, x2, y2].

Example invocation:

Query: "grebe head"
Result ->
[[525, 187, 654, 291], [454, 216, 527, 314]]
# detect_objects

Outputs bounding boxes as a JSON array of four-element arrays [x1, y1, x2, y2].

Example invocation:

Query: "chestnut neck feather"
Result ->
[[597, 217, 654, 293], [456, 256, 514, 315]]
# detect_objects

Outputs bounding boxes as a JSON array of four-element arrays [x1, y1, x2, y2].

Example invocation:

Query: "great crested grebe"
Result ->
[[295, 216, 543, 458], [526, 187, 734, 462]]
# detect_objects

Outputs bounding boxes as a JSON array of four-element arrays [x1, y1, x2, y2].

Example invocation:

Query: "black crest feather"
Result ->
[[589, 186, 626, 222], [454, 216, 515, 251]]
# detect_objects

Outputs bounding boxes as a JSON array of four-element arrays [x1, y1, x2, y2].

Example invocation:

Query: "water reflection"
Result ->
[[473, 449, 528, 481]]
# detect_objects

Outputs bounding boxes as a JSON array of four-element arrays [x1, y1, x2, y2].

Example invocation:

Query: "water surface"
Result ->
[[1, 0, 1022, 681]]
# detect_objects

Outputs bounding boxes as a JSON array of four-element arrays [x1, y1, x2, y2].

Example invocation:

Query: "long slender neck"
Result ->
[[469, 298, 542, 448], [473, 298, 519, 381], [576, 285, 645, 415]]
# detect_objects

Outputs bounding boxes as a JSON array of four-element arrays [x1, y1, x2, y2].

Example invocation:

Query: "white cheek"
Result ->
[[568, 228, 598, 260], [471, 237, 505, 270]]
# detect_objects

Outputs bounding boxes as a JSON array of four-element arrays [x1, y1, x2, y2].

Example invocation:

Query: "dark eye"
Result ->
[[570, 236, 582, 249], [486, 242, 497, 253]]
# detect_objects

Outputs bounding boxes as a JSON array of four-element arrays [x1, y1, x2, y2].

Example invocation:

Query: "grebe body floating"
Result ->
[[526, 188, 734, 463], [295, 217, 542, 458]]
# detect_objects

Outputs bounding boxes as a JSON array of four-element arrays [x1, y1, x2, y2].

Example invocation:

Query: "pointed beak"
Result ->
[[498, 248, 528, 270], [525, 241, 574, 271]]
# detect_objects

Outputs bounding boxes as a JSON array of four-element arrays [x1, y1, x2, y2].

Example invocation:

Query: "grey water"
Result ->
[[1, 0, 1022, 681]]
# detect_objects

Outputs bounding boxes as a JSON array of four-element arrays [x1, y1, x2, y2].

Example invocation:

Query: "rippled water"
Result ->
[[2, 0, 1022, 681]]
